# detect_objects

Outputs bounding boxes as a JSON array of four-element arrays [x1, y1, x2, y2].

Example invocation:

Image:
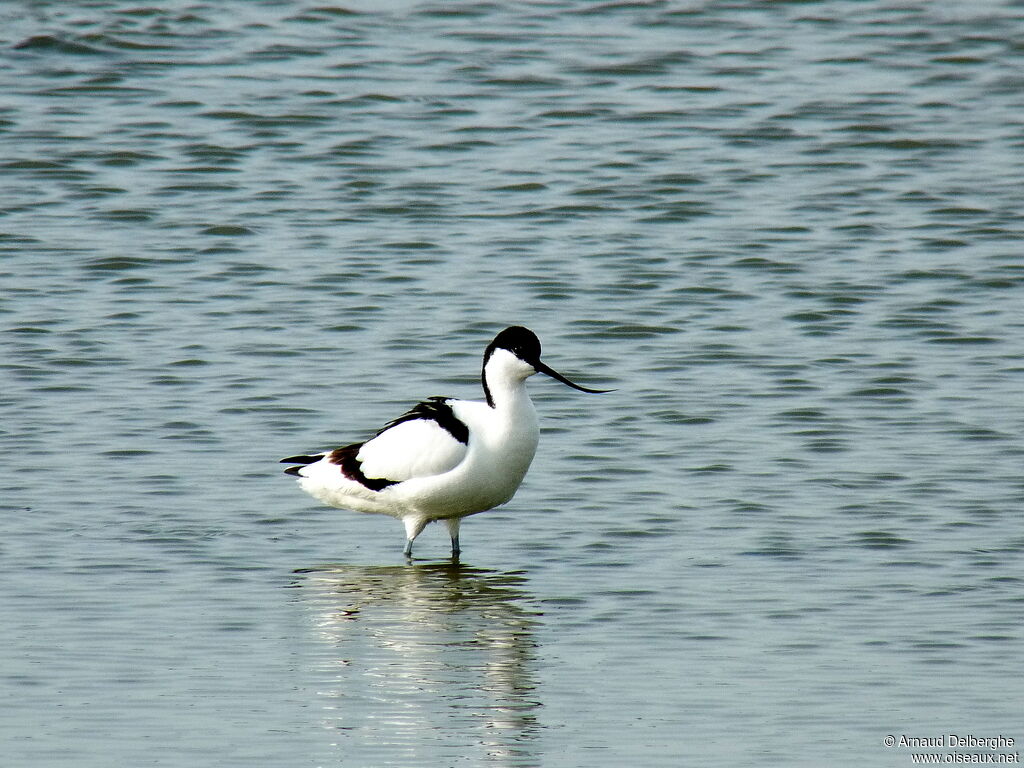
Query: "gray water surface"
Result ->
[[2, 2, 1023, 766]]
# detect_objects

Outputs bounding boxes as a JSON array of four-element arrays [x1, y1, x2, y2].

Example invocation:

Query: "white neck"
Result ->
[[482, 348, 536, 410]]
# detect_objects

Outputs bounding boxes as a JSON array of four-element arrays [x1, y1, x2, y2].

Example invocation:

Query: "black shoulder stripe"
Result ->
[[328, 443, 398, 492], [377, 396, 469, 444]]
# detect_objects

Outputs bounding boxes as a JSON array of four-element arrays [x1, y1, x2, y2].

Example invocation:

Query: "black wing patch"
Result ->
[[280, 454, 323, 476], [327, 443, 398, 491], [376, 396, 469, 444]]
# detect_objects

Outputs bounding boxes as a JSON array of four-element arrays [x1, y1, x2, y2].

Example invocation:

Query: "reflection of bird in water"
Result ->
[[281, 326, 611, 557], [292, 562, 542, 764]]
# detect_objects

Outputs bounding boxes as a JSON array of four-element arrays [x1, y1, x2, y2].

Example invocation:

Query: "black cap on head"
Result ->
[[485, 325, 613, 396], [488, 325, 542, 365]]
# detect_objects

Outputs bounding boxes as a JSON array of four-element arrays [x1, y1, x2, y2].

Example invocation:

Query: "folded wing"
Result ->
[[356, 414, 467, 483], [281, 397, 470, 491]]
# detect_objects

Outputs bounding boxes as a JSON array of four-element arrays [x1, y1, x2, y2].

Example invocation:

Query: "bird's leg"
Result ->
[[445, 518, 461, 558], [402, 516, 428, 560]]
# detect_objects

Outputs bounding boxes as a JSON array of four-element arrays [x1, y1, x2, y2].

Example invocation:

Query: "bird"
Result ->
[[280, 326, 611, 558]]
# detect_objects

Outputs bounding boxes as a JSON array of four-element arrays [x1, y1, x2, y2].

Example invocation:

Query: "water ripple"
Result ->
[[2, 2, 1024, 766]]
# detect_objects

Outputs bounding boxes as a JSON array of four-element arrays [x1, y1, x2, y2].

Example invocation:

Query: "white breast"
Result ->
[[392, 397, 540, 519]]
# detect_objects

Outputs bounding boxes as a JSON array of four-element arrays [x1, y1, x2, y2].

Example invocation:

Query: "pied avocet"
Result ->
[[281, 326, 611, 558]]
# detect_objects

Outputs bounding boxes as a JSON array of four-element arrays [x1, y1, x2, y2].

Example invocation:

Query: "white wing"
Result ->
[[357, 416, 467, 483]]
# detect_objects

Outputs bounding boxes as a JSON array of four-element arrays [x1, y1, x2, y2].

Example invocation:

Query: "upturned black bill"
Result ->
[[535, 361, 614, 394]]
